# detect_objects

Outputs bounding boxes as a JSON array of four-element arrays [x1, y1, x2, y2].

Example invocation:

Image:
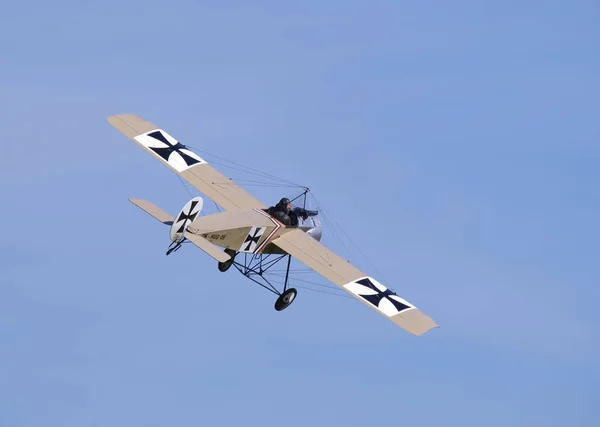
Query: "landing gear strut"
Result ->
[[218, 249, 298, 311], [166, 239, 184, 255]]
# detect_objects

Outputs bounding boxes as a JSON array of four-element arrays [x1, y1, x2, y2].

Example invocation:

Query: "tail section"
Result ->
[[169, 196, 203, 243], [128, 197, 231, 263]]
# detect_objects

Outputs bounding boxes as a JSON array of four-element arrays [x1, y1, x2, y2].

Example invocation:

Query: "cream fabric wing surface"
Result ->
[[107, 114, 267, 211], [272, 229, 438, 336]]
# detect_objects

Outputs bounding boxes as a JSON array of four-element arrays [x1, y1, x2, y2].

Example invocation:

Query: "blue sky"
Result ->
[[1, 1, 599, 425]]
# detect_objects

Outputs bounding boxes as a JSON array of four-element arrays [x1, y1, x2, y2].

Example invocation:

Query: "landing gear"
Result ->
[[218, 249, 237, 272], [219, 251, 298, 311], [275, 288, 297, 311], [166, 239, 184, 255]]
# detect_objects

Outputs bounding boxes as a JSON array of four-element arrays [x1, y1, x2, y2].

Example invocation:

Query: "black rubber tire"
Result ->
[[274, 288, 297, 311], [218, 260, 232, 272], [218, 249, 237, 272]]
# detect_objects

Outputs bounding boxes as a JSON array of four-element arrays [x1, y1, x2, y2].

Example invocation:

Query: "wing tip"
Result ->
[[394, 308, 439, 336], [106, 113, 140, 125], [412, 322, 440, 336]]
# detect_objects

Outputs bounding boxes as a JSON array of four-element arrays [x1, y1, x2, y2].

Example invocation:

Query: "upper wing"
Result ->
[[107, 114, 267, 211], [272, 229, 438, 336]]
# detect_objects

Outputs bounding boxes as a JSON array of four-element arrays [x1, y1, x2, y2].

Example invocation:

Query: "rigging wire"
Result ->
[[311, 193, 389, 283], [175, 170, 221, 214], [188, 147, 308, 189], [176, 174, 193, 198], [227, 179, 306, 188], [214, 182, 298, 188], [265, 272, 345, 293], [293, 285, 355, 299], [206, 148, 387, 284], [173, 144, 389, 288], [309, 193, 362, 271], [263, 274, 355, 300]]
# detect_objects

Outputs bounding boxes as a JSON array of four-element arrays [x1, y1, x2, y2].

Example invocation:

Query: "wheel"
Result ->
[[274, 288, 297, 311], [217, 260, 232, 272], [218, 249, 237, 272]]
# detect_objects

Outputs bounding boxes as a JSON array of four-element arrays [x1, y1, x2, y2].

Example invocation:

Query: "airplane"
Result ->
[[107, 114, 438, 336]]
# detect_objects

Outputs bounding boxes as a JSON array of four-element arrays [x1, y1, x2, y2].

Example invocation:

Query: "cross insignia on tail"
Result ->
[[174, 200, 200, 233]]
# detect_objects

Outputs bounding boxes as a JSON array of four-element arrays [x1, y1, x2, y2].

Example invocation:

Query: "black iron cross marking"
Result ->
[[355, 278, 411, 314], [147, 131, 201, 167], [175, 200, 199, 233], [242, 228, 263, 251]]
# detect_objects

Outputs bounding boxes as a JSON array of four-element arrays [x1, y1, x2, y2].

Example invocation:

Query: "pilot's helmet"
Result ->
[[279, 197, 291, 206]]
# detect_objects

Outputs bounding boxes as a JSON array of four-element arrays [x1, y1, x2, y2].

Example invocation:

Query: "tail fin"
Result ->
[[168, 196, 203, 243]]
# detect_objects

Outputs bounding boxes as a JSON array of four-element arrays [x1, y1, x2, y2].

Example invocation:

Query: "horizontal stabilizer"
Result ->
[[129, 198, 174, 224]]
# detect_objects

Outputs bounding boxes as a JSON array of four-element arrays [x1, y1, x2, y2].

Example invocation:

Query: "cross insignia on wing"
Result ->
[[134, 129, 205, 172], [344, 277, 414, 317], [147, 131, 202, 168]]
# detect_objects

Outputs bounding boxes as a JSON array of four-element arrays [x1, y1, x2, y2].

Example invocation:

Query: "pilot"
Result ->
[[269, 197, 293, 226]]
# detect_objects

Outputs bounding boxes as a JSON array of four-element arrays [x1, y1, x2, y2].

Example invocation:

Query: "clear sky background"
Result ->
[[1, 1, 599, 426]]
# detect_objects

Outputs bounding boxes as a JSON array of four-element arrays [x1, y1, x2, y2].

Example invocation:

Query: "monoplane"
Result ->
[[107, 114, 438, 335]]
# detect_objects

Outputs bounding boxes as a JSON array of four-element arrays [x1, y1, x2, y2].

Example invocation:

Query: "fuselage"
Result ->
[[187, 206, 323, 255]]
